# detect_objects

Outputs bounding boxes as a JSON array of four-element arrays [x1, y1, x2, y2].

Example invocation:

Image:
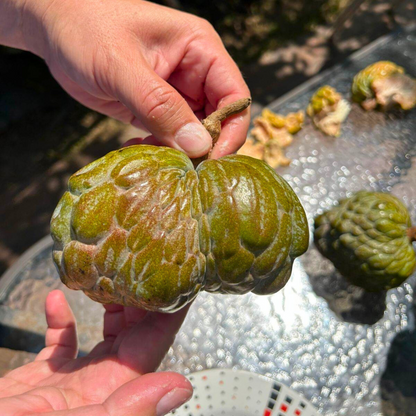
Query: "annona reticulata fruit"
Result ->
[[51, 145, 309, 312], [314, 191, 416, 292], [352, 61, 416, 111]]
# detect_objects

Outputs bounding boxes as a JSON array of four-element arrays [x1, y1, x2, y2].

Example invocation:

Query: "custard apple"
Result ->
[[314, 191, 416, 291], [51, 145, 309, 312]]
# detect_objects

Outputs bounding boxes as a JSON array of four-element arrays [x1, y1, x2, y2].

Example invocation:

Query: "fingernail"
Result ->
[[175, 123, 212, 157], [156, 388, 193, 416]]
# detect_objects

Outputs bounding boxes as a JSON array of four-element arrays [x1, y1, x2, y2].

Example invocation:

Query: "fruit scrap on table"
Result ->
[[307, 85, 351, 137], [314, 191, 416, 292], [352, 61, 416, 111], [237, 108, 304, 168]]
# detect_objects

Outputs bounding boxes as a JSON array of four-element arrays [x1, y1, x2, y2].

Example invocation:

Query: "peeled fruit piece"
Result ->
[[238, 109, 304, 168], [352, 61, 416, 111], [261, 109, 304, 135], [51, 101, 309, 312], [307, 85, 350, 137], [314, 191, 416, 292]]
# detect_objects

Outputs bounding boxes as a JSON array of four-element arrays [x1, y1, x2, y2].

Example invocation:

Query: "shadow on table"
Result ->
[[302, 249, 387, 325], [308, 270, 387, 325], [380, 295, 416, 415], [0, 323, 88, 356], [0, 323, 45, 353]]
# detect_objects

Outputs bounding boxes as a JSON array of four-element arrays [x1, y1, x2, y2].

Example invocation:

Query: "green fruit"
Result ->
[[51, 145, 309, 312], [314, 191, 416, 292]]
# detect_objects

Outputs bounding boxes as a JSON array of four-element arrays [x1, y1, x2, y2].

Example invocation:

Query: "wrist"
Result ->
[[0, 0, 53, 57]]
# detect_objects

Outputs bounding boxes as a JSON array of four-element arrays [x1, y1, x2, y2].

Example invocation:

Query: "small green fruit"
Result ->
[[314, 191, 416, 292]]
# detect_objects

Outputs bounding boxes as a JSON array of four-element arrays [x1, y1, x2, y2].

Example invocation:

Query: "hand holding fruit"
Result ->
[[1, 0, 251, 158], [51, 101, 309, 312]]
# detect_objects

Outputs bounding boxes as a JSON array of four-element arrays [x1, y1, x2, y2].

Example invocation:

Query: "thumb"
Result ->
[[115, 62, 212, 158], [104, 372, 193, 416]]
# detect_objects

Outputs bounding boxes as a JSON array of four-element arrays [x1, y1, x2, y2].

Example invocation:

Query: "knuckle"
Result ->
[[196, 17, 215, 33], [142, 85, 179, 122], [196, 17, 216, 34], [188, 16, 216, 38]]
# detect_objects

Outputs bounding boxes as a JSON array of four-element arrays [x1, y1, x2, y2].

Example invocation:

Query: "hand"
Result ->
[[19, 0, 251, 159], [0, 290, 192, 415]]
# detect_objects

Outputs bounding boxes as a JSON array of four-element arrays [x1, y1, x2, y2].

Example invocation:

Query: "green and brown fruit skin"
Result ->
[[352, 61, 416, 111], [51, 145, 309, 312], [314, 191, 416, 292], [308, 85, 341, 115], [352, 61, 403, 104], [306, 85, 351, 137]]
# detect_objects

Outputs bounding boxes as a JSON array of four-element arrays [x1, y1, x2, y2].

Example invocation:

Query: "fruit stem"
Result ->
[[408, 226, 416, 243], [193, 98, 251, 167], [202, 98, 252, 144]]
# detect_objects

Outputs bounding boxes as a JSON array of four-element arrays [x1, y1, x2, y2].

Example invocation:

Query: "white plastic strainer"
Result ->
[[172, 369, 319, 416]]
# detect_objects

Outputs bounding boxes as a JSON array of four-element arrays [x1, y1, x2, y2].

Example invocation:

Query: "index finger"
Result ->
[[203, 47, 251, 159]]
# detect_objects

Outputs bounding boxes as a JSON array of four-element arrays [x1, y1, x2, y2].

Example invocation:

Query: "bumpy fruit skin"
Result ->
[[51, 145, 309, 312], [314, 191, 416, 292]]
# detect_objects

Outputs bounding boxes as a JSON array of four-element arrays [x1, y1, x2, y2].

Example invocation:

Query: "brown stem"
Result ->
[[408, 226, 416, 243], [202, 98, 252, 144], [193, 98, 251, 167]]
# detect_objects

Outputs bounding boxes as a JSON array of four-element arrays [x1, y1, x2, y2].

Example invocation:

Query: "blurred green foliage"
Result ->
[[154, 0, 346, 64]]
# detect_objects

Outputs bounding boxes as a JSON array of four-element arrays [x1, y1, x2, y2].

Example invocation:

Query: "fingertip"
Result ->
[[150, 371, 193, 391], [155, 374, 193, 416], [45, 290, 67, 313], [47, 289, 65, 301], [45, 289, 75, 329], [37, 290, 78, 361], [147, 372, 193, 416], [104, 372, 193, 416], [174, 122, 212, 157], [210, 114, 250, 159]]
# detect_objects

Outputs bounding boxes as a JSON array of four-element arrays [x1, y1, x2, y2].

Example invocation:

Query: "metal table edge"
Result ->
[[267, 24, 416, 111], [0, 235, 53, 300]]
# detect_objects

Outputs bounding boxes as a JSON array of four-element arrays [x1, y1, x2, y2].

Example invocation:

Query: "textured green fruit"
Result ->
[[51, 145, 309, 312], [314, 191, 416, 292]]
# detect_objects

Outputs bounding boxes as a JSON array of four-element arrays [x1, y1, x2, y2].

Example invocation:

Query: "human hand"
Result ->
[[0, 290, 192, 415], [18, 0, 250, 159]]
